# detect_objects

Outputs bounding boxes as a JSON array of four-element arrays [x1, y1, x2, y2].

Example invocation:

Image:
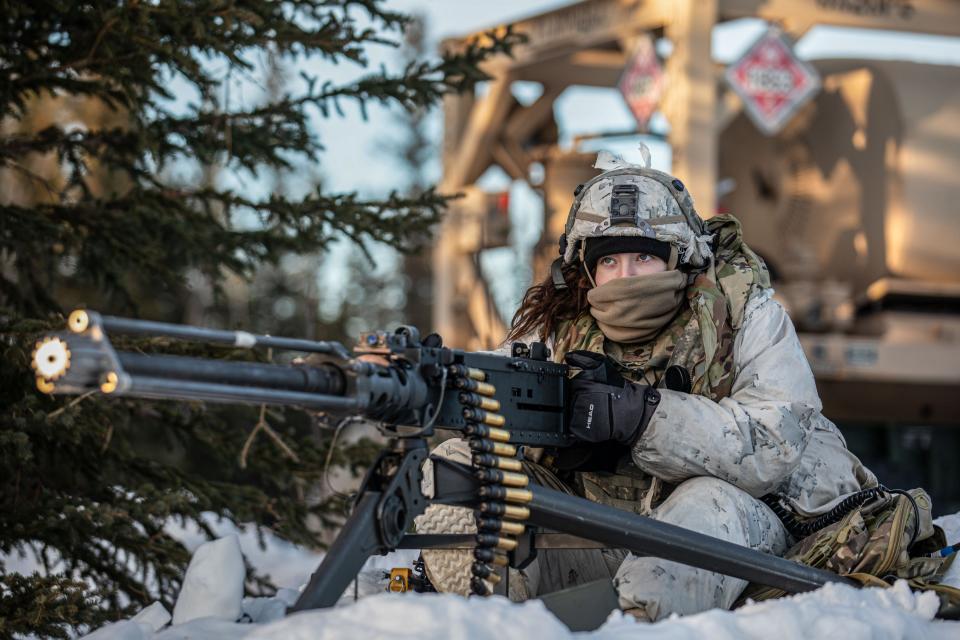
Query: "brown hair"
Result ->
[[506, 262, 592, 343]]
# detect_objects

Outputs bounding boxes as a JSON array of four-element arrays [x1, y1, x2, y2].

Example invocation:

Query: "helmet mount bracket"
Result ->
[[609, 183, 640, 224]]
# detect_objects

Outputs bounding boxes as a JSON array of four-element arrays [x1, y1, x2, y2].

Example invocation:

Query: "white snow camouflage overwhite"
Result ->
[[76, 511, 960, 639]]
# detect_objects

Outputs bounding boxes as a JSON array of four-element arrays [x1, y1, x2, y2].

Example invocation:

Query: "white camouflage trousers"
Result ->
[[613, 475, 790, 619], [417, 439, 791, 621]]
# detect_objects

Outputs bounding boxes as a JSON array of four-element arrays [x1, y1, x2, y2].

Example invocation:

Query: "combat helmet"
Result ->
[[552, 146, 714, 289]]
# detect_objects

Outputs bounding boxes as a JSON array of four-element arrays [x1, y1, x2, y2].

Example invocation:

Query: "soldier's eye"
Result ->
[[599, 256, 617, 267], [637, 254, 652, 262]]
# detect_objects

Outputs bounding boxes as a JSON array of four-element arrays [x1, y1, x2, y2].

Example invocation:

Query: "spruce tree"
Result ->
[[0, 2, 520, 637]]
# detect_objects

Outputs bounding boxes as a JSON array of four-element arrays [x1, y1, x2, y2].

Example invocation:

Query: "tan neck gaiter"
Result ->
[[586, 270, 686, 343]]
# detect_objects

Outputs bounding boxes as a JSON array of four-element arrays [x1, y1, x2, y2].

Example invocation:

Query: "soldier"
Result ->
[[416, 149, 877, 621]]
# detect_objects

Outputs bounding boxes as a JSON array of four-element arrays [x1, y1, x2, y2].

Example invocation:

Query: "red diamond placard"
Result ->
[[725, 27, 820, 136], [618, 33, 664, 131]]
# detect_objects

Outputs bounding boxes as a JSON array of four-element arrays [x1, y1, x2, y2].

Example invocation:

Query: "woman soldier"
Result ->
[[416, 151, 876, 621]]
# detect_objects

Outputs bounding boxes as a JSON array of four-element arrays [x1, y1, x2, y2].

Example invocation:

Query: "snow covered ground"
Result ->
[[78, 512, 960, 640]]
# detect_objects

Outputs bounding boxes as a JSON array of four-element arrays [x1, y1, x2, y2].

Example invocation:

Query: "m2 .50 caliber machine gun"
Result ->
[[31, 310, 852, 623]]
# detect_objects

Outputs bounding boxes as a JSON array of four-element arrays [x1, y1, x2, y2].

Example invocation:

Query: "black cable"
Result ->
[[761, 486, 887, 540]]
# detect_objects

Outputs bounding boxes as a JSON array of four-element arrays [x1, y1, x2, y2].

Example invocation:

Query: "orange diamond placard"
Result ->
[[618, 34, 664, 131], [725, 28, 820, 136]]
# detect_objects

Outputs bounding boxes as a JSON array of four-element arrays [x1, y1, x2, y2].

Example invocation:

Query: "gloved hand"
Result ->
[[564, 350, 661, 445]]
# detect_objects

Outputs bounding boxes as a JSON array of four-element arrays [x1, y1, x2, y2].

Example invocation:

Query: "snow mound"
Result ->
[[81, 512, 960, 639], [172, 535, 245, 625], [250, 593, 568, 640], [89, 581, 955, 640], [935, 513, 960, 590], [589, 581, 942, 640], [164, 512, 326, 591]]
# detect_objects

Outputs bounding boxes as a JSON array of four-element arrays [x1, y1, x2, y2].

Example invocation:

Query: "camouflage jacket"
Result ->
[[529, 216, 877, 516], [629, 286, 877, 516]]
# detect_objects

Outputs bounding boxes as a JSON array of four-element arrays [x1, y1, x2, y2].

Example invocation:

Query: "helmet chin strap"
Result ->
[[579, 241, 598, 287], [548, 244, 598, 290], [550, 258, 567, 290], [667, 245, 679, 271]]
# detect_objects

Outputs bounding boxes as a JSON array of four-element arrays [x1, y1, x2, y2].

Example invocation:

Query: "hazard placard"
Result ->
[[725, 27, 820, 136], [618, 33, 664, 131]]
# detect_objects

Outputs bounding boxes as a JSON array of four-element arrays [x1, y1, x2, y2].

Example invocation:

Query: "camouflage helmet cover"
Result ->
[[562, 151, 713, 268]]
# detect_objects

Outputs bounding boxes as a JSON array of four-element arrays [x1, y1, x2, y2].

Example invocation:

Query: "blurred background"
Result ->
[[4, 2, 960, 632]]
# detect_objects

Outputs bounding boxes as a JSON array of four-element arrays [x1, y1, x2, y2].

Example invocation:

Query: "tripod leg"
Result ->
[[290, 491, 384, 611], [527, 484, 852, 594], [291, 442, 431, 611]]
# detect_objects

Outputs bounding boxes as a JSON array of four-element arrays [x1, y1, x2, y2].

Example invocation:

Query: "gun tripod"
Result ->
[[290, 432, 853, 613]]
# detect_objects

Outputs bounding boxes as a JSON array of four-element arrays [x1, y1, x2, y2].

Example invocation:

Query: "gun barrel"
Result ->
[[123, 376, 361, 411], [116, 352, 345, 395], [34, 321, 360, 412]]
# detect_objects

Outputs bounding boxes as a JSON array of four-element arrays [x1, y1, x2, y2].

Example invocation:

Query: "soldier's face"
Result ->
[[594, 252, 667, 286]]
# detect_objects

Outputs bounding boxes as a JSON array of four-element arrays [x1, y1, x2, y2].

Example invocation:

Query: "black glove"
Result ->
[[564, 350, 661, 445]]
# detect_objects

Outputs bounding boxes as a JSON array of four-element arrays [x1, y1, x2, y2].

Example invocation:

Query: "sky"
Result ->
[[200, 1, 960, 326]]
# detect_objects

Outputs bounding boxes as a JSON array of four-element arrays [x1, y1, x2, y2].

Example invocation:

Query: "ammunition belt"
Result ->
[[450, 364, 530, 596]]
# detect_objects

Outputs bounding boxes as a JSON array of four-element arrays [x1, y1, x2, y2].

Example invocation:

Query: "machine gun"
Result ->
[[31, 310, 852, 624]]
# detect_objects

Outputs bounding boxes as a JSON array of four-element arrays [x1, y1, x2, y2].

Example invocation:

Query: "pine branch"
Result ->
[[0, 573, 102, 639], [301, 25, 525, 117], [1, 185, 452, 315], [1, 24, 523, 182], [1, 1, 412, 116]]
